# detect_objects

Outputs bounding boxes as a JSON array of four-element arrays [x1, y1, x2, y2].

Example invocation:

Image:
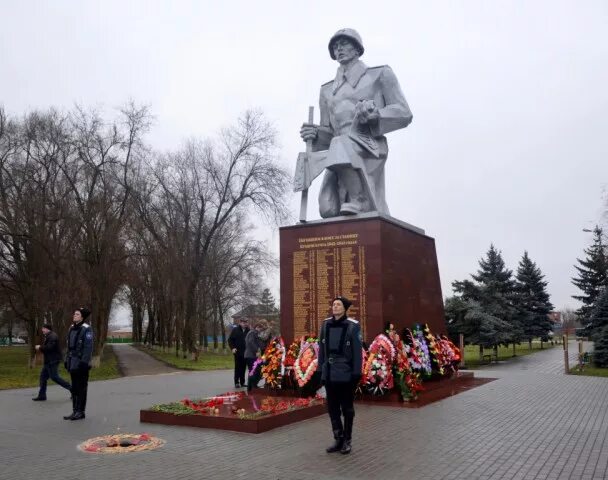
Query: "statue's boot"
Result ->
[[339, 202, 362, 215]]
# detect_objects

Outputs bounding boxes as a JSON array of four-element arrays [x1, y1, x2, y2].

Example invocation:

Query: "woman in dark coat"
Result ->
[[244, 319, 272, 391], [317, 296, 362, 454]]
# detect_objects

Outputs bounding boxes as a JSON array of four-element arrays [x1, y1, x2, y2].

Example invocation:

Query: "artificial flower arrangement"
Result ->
[[423, 323, 445, 375], [249, 356, 264, 380], [385, 324, 424, 401], [356, 347, 368, 391], [261, 336, 286, 389], [281, 338, 301, 390], [362, 333, 396, 395], [402, 328, 426, 374], [293, 336, 319, 388], [411, 325, 433, 377], [284, 338, 301, 368], [435, 334, 461, 373]]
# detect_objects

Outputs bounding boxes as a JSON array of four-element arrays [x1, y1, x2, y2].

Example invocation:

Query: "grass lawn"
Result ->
[[463, 341, 558, 369], [0, 345, 122, 390], [569, 366, 608, 377], [135, 344, 233, 371]]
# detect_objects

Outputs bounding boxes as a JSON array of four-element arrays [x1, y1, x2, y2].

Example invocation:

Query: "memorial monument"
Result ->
[[281, 28, 446, 343]]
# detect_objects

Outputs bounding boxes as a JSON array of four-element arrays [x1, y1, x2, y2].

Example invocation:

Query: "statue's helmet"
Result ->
[[328, 28, 364, 60]]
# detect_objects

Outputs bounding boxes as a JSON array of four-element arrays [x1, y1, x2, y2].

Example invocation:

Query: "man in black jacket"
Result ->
[[227, 318, 249, 388], [318, 296, 363, 455], [63, 307, 93, 421], [32, 324, 71, 401]]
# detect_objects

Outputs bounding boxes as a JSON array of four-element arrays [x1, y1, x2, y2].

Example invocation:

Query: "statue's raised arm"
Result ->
[[295, 28, 412, 220]]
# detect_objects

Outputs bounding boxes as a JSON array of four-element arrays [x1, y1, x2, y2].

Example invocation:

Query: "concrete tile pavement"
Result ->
[[1, 341, 607, 480]]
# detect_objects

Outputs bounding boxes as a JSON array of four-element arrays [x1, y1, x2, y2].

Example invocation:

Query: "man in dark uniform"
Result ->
[[32, 324, 71, 401], [318, 296, 363, 454], [228, 318, 250, 388], [63, 307, 93, 421]]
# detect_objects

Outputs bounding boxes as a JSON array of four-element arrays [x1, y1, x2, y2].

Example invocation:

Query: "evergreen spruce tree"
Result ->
[[590, 290, 608, 366], [452, 244, 519, 357], [259, 288, 276, 315], [592, 325, 608, 367], [444, 296, 469, 340], [514, 251, 554, 349], [572, 226, 608, 323], [588, 287, 608, 337]]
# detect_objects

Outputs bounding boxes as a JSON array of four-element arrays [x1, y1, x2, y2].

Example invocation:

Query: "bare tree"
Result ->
[[60, 103, 151, 365], [561, 307, 581, 333], [0, 108, 82, 364], [205, 213, 276, 350], [134, 110, 289, 354]]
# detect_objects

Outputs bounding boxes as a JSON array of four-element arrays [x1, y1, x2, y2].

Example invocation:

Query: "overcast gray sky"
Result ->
[[2, 0, 607, 313]]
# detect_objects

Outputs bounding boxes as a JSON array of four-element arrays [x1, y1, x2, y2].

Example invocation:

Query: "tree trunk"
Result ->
[[90, 290, 113, 368], [529, 339, 532, 350], [212, 305, 219, 352], [512, 343, 516, 357], [479, 344, 484, 361], [217, 300, 226, 350]]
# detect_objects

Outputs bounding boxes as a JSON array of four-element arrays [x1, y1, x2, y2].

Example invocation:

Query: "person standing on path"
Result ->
[[32, 324, 71, 401], [244, 319, 272, 391], [228, 318, 250, 389], [318, 296, 363, 455], [63, 307, 93, 421]]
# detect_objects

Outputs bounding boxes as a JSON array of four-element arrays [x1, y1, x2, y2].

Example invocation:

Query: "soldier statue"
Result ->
[[298, 28, 413, 218]]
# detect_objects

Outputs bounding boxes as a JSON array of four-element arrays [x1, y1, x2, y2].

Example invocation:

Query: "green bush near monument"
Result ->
[[0, 346, 121, 390]]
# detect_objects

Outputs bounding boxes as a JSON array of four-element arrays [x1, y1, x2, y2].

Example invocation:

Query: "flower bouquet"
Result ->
[[386, 324, 423, 401], [261, 336, 286, 389], [436, 335, 461, 373], [284, 339, 301, 368], [411, 325, 433, 377], [282, 338, 302, 391], [355, 347, 368, 394], [402, 328, 424, 373], [396, 370, 424, 401], [423, 323, 444, 375], [363, 334, 396, 395]]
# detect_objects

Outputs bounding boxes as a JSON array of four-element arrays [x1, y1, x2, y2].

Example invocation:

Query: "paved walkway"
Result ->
[[1, 341, 606, 480], [112, 344, 180, 376]]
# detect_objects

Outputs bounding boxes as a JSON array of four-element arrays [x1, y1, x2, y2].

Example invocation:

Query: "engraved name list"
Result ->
[[292, 233, 367, 339]]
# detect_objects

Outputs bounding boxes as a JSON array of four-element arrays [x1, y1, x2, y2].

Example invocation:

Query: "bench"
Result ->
[[579, 352, 593, 366], [482, 354, 494, 364]]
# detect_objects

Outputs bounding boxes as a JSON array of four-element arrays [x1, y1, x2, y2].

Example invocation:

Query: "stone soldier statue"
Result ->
[[298, 28, 413, 218]]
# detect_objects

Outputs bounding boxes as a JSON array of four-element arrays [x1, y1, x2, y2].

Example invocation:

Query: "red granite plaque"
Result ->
[[280, 215, 445, 343]]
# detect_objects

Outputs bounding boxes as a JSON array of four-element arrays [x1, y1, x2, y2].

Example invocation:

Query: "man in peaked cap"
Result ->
[[300, 28, 413, 218]]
